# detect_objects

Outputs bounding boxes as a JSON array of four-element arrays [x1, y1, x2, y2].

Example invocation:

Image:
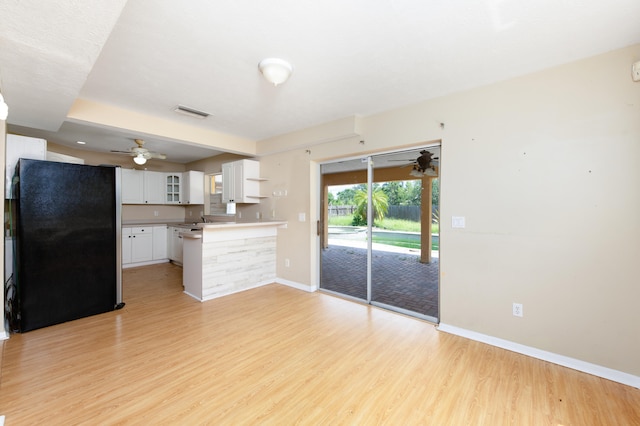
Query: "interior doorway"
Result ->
[[319, 145, 440, 322]]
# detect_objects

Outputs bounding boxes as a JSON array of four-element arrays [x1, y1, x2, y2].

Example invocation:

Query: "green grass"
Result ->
[[376, 218, 421, 232], [328, 216, 439, 234], [327, 216, 354, 226], [371, 235, 420, 249], [371, 235, 439, 251], [328, 215, 440, 250]]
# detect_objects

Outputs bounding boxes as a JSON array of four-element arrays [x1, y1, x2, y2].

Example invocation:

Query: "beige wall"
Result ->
[[257, 148, 318, 286], [4, 44, 639, 378], [258, 44, 640, 377]]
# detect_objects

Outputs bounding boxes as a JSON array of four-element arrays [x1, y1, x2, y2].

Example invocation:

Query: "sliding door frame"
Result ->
[[319, 144, 440, 321]]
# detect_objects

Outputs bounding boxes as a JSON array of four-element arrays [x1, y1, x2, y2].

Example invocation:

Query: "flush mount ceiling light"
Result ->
[[258, 58, 293, 86], [133, 153, 147, 165]]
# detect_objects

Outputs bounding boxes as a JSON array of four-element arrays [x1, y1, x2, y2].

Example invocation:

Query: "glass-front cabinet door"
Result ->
[[166, 173, 181, 204]]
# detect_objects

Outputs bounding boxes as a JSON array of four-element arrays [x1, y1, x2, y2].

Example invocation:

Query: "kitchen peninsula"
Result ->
[[181, 221, 287, 301]]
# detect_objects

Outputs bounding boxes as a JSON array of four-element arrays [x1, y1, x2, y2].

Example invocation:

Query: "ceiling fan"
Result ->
[[111, 139, 167, 165], [389, 150, 439, 177]]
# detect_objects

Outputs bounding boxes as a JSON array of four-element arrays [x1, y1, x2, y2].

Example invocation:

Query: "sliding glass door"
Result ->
[[320, 146, 440, 322]]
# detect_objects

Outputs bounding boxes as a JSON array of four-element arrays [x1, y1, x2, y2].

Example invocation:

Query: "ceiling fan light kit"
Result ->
[[110, 138, 166, 164], [133, 153, 147, 165], [258, 58, 293, 86]]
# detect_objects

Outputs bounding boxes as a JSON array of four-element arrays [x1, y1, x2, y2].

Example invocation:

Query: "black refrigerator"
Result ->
[[12, 159, 123, 332]]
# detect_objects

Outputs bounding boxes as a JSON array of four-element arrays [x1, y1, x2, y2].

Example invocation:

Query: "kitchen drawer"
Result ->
[[130, 226, 151, 235]]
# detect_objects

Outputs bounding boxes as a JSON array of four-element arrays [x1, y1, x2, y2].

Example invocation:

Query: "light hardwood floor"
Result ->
[[1, 263, 639, 425]]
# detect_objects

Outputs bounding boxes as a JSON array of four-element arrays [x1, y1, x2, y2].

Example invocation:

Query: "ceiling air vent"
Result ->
[[173, 104, 210, 119]]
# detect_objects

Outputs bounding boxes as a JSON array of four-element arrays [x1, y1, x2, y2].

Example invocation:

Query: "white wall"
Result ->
[[258, 44, 640, 379]]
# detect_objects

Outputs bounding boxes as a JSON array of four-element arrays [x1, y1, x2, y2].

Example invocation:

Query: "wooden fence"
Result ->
[[328, 205, 357, 217], [329, 205, 422, 221]]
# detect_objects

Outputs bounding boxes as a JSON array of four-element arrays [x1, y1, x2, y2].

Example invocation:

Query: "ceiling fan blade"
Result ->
[[110, 150, 134, 155], [147, 152, 167, 160]]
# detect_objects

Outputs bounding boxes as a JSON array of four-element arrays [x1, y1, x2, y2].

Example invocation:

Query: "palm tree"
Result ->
[[352, 185, 389, 226]]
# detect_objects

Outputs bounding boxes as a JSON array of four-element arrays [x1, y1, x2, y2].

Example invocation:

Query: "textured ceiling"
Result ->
[[2, 0, 640, 163]]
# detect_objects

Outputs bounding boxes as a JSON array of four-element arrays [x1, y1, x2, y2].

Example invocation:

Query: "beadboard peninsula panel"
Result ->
[[201, 236, 276, 300]]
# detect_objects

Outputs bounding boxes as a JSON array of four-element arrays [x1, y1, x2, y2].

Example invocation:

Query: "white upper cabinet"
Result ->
[[143, 171, 165, 204], [121, 169, 204, 205], [122, 170, 166, 204], [121, 169, 144, 204], [183, 171, 204, 205], [221, 159, 266, 204]]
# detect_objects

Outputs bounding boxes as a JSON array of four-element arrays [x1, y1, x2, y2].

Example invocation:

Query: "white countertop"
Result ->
[[179, 221, 287, 240], [123, 220, 286, 228], [198, 220, 287, 230]]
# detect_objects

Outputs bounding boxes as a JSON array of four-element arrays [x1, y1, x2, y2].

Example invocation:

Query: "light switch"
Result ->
[[452, 216, 465, 228], [298, 212, 306, 222], [633, 60, 640, 82]]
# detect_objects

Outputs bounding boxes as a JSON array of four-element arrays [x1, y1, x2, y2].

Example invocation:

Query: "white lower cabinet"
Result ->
[[122, 228, 133, 264], [168, 227, 183, 264], [123, 225, 169, 267], [130, 227, 153, 263], [152, 226, 168, 260]]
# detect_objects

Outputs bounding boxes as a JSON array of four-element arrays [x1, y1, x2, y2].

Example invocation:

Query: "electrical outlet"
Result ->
[[153, 211, 159, 217], [513, 303, 523, 317], [285, 259, 290, 267]]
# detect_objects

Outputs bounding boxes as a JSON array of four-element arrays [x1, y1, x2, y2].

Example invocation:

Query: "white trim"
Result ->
[[122, 259, 169, 269], [0, 329, 9, 340], [183, 290, 201, 301], [437, 323, 640, 389], [275, 277, 317, 292], [199, 280, 273, 302]]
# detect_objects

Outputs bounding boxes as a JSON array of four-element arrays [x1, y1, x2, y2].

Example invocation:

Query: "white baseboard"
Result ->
[[437, 323, 640, 389], [122, 259, 169, 269], [275, 277, 317, 293]]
